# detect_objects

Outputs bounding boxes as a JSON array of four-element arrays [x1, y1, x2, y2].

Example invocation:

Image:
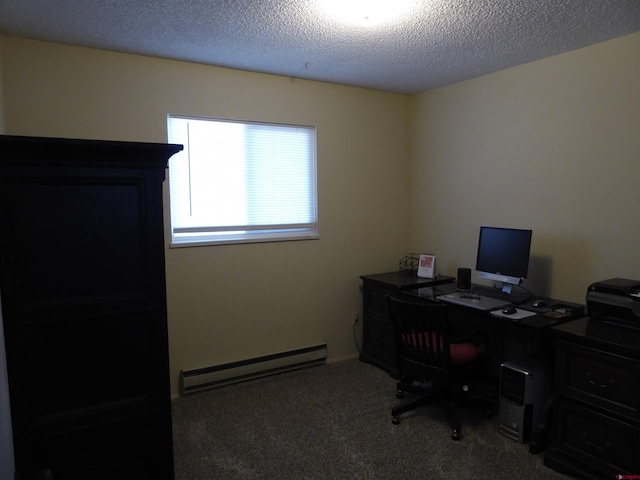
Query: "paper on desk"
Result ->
[[490, 309, 538, 320]]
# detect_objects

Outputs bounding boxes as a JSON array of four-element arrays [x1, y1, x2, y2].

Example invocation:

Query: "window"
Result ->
[[167, 115, 318, 246]]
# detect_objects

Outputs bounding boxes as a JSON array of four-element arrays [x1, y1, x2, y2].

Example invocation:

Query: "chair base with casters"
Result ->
[[391, 376, 497, 441]]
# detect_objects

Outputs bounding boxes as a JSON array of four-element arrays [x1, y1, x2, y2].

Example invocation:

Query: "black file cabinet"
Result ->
[[545, 317, 640, 479]]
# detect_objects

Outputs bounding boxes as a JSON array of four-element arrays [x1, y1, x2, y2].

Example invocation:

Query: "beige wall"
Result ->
[[0, 36, 411, 397], [410, 32, 640, 303], [1, 32, 638, 397]]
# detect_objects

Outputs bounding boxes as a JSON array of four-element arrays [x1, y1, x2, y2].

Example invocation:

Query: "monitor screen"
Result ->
[[475, 226, 532, 286]]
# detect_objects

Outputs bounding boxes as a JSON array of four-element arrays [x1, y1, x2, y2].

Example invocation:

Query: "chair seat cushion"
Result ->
[[403, 333, 481, 366], [449, 342, 481, 365]]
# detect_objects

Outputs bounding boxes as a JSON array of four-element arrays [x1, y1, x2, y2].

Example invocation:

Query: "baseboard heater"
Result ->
[[180, 343, 327, 395]]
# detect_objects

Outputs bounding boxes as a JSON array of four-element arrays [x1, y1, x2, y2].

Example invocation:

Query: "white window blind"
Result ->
[[167, 115, 318, 246]]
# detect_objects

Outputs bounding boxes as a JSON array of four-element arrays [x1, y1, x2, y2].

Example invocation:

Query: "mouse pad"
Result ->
[[490, 308, 538, 320]]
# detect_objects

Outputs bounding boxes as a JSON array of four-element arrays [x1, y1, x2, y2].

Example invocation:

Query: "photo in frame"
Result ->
[[417, 254, 436, 279]]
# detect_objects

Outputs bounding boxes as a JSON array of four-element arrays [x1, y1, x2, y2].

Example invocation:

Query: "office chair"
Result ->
[[387, 296, 495, 441]]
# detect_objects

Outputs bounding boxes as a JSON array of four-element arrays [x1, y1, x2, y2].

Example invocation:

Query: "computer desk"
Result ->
[[359, 271, 584, 379], [360, 271, 586, 453]]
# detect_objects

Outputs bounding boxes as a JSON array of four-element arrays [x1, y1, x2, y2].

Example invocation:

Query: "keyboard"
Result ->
[[438, 292, 511, 311], [471, 285, 531, 305]]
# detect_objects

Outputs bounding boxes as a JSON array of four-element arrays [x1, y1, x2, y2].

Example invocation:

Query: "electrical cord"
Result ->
[[352, 318, 362, 354]]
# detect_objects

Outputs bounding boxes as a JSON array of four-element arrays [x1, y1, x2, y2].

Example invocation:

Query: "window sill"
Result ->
[[169, 232, 320, 248]]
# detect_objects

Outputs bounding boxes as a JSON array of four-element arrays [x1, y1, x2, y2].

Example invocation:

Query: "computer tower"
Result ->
[[499, 358, 548, 443]]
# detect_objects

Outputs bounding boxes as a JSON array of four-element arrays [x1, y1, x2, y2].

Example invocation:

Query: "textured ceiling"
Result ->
[[0, 0, 639, 94]]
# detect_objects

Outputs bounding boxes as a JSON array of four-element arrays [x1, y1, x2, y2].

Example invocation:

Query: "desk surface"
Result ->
[[358, 271, 586, 379], [405, 282, 583, 330], [360, 271, 455, 290]]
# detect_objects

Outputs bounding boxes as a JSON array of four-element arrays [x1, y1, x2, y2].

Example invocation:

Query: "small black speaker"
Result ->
[[457, 268, 471, 290]]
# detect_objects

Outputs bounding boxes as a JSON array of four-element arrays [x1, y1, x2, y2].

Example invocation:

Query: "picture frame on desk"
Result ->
[[417, 254, 436, 279]]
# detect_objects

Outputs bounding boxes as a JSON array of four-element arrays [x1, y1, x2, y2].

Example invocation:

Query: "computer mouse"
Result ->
[[502, 306, 517, 315], [532, 299, 547, 308]]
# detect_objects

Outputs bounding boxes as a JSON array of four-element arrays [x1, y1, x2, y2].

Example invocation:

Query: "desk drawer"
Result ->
[[553, 398, 640, 473], [362, 283, 395, 316], [362, 314, 395, 359], [556, 340, 640, 419]]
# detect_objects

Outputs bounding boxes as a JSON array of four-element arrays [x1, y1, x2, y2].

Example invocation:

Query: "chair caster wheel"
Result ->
[[392, 416, 400, 425], [396, 389, 404, 399], [451, 429, 460, 441], [484, 408, 493, 419]]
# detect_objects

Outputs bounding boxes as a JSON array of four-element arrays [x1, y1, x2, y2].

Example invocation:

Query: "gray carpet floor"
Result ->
[[171, 359, 570, 480]]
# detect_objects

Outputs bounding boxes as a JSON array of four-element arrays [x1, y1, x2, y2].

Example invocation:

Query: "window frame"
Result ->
[[167, 114, 319, 247]]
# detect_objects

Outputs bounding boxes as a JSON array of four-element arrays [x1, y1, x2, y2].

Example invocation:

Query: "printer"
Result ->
[[586, 278, 640, 329]]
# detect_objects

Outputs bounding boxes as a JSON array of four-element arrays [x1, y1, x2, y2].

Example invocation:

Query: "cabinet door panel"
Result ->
[[24, 311, 161, 422], [12, 175, 151, 311], [26, 411, 169, 480]]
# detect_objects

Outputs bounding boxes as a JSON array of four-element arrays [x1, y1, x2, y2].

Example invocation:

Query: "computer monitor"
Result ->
[[475, 226, 533, 293]]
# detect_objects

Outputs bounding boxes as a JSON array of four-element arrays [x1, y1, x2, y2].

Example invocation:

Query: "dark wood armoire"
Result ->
[[0, 135, 182, 479]]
